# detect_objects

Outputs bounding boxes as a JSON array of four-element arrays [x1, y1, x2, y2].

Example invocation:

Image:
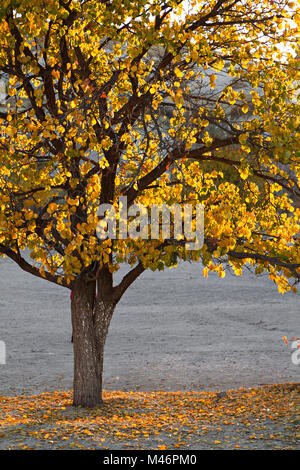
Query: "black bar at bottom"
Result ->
[[0, 449, 294, 465]]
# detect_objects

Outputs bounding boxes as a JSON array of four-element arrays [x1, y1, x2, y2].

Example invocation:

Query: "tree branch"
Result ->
[[112, 261, 145, 303], [0, 244, 69, 288]]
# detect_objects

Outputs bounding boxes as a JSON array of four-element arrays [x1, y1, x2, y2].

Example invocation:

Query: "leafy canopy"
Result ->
[[0, 0, 299, 296]]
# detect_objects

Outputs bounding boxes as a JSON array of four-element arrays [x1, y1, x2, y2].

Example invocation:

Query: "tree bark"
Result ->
[[71, 277, 115, 407]]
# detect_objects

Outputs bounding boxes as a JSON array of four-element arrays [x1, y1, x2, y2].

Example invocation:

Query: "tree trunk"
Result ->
[[71, 278, 115, 407]]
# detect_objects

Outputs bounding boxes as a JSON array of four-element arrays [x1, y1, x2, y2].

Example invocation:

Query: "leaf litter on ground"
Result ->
[[0, 383, 298, 450]]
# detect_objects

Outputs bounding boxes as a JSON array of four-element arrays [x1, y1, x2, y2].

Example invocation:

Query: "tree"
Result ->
[[0, 0, 299, 407]]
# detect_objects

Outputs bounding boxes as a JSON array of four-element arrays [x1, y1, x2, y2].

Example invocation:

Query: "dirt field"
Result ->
[[0, 256, 298, 396]]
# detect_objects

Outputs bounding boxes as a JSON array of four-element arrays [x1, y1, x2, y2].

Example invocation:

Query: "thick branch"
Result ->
[[112, 261, 145, 303], [227, 249, 300, 278], [0, 244, 69, 288]]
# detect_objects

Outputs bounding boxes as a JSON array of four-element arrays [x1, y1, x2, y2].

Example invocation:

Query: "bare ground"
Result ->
[[0, 257, 299, 450], [0, 257, 299, 395]]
